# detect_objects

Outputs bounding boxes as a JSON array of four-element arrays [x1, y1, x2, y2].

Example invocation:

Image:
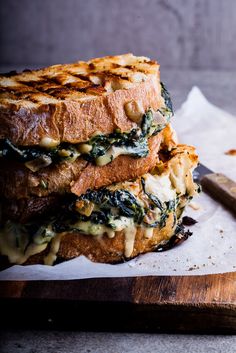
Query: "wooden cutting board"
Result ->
[[1, 273, 236, 333]]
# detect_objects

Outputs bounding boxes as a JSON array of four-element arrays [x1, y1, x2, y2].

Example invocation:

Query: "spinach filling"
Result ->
[[0, 139, 79, 167], [0, 82, 173, 169], [140, 177, 178, 228], [160, 81, 173, 117], [51, 179, 178, 235], [3, 177, 189, 252], [7, 176, 180, 248], [84, 121, 149, 163], [50, 189, 145, 234]]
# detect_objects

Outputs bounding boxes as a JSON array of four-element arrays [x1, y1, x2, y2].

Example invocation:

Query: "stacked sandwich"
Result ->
[[0, 54, 199, 266]]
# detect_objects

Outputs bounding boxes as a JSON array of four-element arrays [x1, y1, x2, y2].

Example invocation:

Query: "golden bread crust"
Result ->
[[0, 54, 162, 145]]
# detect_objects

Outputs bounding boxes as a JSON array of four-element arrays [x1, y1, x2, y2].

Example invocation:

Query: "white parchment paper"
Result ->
[[1, 87, 236, 280]]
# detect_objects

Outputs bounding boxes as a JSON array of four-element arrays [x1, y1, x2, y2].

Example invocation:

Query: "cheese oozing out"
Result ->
[[95, 146, 133, 166], [0, 221, 49, 265]]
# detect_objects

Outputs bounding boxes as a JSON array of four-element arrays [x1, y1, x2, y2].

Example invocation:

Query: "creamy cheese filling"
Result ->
[[0, 147, 198, 265], [95, 146, 133, 166], [43, 233, 63, 266], [0, 221, 49, 265]]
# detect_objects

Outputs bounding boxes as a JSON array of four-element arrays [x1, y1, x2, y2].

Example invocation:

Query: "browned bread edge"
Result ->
[[0, 76, 162, 146], [16, 212, 177, 265]]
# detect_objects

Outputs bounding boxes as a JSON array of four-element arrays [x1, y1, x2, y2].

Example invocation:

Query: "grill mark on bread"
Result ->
[[18, 75, 97, 100], [0, 54, 162, 145], [1, 70, 128, 103], [0, 54, 157, 104], [72, 73, 95, 82]]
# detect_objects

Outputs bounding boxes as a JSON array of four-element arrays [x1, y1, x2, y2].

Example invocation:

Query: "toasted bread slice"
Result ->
[[0, 54, 165, 146], [24, 211, 178, 265]]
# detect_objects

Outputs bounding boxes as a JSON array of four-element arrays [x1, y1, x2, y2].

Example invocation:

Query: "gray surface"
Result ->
[[1, 0, 236, 69], [1, 331, 236, 353], [0, 68, 235, 350]]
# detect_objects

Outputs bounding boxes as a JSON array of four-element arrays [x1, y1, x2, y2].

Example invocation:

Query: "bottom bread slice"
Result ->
[[25, 212, 188, 265]]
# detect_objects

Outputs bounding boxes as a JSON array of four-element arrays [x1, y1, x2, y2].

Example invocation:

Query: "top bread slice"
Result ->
[[0, 54, 164, 146]]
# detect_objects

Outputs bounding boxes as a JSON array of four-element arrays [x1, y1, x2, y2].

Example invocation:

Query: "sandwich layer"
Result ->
[[0, 132, 163, 200], [0, 101, 172, 172], [0, 144, 199, 266]]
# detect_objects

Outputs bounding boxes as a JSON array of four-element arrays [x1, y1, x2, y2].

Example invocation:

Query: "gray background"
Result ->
[[0, 0, 236, 70]]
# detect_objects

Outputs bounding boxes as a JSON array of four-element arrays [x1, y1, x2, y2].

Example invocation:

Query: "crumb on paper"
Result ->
[[188, 265, 200, 271], [188, 201, 201, 210], [225, 149, 236, 156], [217, 228, 224, 238], [215, 225, 224, 232]]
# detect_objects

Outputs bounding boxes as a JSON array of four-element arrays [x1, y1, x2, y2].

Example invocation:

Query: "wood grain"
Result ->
[[201, 173, 236, 215], [1, 273, 236, 332]]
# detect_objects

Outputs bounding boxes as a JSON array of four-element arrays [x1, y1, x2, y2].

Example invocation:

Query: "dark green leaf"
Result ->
[[160, 82, 173, 114]]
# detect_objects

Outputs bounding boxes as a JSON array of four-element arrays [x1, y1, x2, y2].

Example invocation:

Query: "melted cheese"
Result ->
[[0, 220, 62, 265], [73, 217, 137, 257], [144, 227, 154, 239], [73, 221, 114, 237], [0, 222, 48, 264], [110, 217, 134, 231], [96, 146, 130, 166], [78, 143, 93, 154], [124, 100, 144, 123], [111, 218, 137, 257], [124, 223, 137, 257], [169, 153, 197, 197], [44, 233, 63, 265], [144, 174, 176, 203], [39, 137, 59, 148]]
